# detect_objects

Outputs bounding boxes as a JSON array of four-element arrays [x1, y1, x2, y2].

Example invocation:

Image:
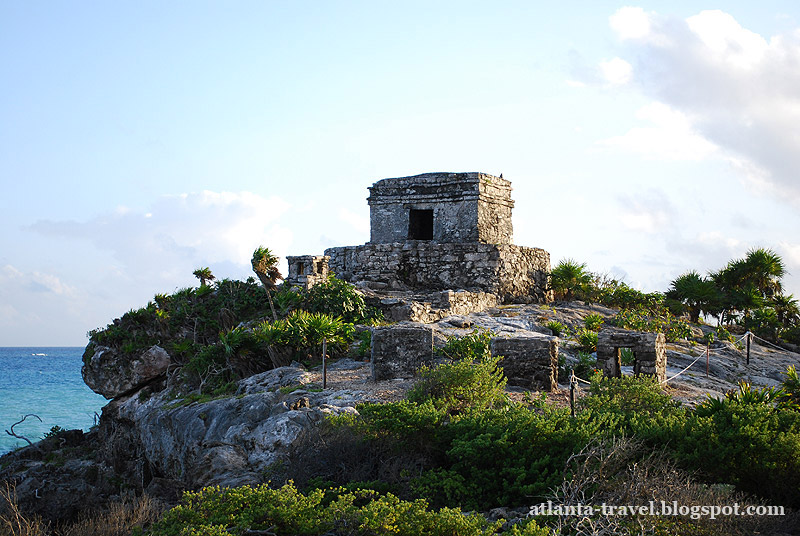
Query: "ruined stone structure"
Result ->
[[288, 172, 551, 303], [490, 336, 559, 391], [597, 328, 666, 383], [367, 172, 514, 245], [370, 323, 434, 381], [286, 255, 330, 290]]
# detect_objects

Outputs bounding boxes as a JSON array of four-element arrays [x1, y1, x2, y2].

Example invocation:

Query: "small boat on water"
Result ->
[[31, 353, 47, 356]]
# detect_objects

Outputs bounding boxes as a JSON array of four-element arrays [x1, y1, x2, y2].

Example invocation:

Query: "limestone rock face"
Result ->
[[82, 344, 170, 399], [100, 366, 361, 489]]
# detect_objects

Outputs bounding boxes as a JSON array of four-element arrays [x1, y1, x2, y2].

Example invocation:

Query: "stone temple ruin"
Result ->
[[287, 172, 668, 391], [286, 171, 561, 390], [288, 172, 552, 305]]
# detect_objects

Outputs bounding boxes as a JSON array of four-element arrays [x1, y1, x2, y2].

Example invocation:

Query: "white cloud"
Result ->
[[686, 10, 768, 69], [598, 102, 718, 160], [609, 7, 652, 41], [603, 8, 800, 206], [0, 264, 76, 297], [28, 191, 293, 284], [616, 189, 675, 233], [599, 57, 633, 85]]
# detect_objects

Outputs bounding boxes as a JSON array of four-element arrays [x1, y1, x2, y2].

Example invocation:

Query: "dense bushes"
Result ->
[[86, 273, 381, 395], [613, 306, 692, 341], [302, 275, 382, 324], [295, 367, 800, 514], [148, 482, 548, 536]]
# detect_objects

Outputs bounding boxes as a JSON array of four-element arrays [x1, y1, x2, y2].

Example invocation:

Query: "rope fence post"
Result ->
[[569, 369, 576, 418], [706, 342, 710, 378], [746, 331, 751, 366], [322, 338, 327, 389]]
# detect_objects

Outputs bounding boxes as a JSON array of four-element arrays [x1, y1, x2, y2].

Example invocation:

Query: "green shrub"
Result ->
[[581, 374, 681, 422], [411, 405, 595, 509], [544, 320, 565, 337], [434, 328, 493, 360], [676, 400, 800, 507], [780, 365, 800, 409], [613, 307, 691, 341], [407, 356, 508, 415], [619, 347, 634, 365], [550, 259, 591, 301], [573, 351, 597, 380], [574, 328, 598, 351], [87, 278, 272, 359], [716, 325, 735, 342], [355, 329, 372, 358], [254, 311, 355, 361], [583, 313, 604, 331], [149, 482, 534, 536], [303, 275, 382, 324]]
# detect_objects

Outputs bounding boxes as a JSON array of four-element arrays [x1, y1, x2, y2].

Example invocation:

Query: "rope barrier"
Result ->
[[662, 353, 704, 384], [565, 327, 790, 389], [750, 332, 791, 352]]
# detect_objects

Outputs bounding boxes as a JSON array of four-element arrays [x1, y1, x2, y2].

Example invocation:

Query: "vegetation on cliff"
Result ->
[[84, 265, 381, 397], [550, 247, 800, 347]]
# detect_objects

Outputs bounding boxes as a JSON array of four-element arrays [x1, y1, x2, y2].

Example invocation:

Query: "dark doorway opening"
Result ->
[[408, 209, 434, 240]]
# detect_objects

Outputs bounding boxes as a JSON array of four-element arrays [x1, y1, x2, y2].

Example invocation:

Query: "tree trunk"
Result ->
[[255, 272, 279, 322]]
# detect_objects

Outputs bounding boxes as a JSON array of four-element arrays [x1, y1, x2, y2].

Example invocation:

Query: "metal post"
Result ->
[[706, 343, 710, 378], [322, 338, 327, 389]]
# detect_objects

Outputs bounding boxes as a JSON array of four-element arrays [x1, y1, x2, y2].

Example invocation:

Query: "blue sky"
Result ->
[[2, 2, 800, 345]]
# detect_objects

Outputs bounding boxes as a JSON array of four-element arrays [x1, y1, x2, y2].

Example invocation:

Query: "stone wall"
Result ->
[[286, 255, 330, 289], [368, 172, 513, 245], [597, 328, 666, 383], [370, 290, 499, 323], [325, 242, 551, 303], [490, 335, 559, 391]]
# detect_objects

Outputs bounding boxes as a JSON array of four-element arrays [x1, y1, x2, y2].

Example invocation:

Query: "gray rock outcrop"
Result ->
[[82, 344, 171, 399], [99, 366, 362, 490]]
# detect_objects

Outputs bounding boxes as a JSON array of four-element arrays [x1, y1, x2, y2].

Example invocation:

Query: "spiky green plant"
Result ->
[[550, 259, 591, 301]]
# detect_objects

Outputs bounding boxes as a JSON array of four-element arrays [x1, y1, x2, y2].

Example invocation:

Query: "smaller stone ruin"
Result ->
[[370, 323, 434, 381], [490, 336, 559, 391], [597, 328, 666, 383], [286, 255, 330, 290]]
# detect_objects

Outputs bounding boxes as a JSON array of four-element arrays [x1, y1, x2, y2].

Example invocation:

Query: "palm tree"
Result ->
[[667, 270, 717, 323], [772, 294, 800, 327], [550, 259, 591, 301], [743, 247, 785, 299], [192, 267, 215, 288], [251, 246, 283, 322]]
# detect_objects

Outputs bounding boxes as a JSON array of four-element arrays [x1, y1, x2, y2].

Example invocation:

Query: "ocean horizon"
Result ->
[[0, 347, 107, 455]]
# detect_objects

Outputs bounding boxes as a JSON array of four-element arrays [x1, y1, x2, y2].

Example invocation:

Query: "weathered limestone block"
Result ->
[[490, 335, 559, 391], [82, 344, 170, 399], [597, 328, 666, 383], [370, 323, 433, 380]]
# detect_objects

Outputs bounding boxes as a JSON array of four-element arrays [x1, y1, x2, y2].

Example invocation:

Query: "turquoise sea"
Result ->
[[0, 347, 107, 455]]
